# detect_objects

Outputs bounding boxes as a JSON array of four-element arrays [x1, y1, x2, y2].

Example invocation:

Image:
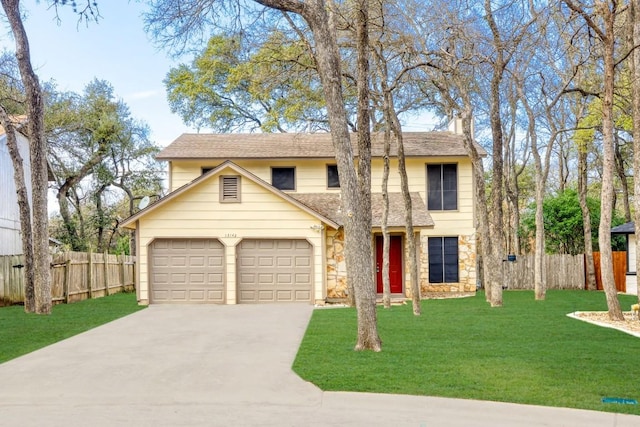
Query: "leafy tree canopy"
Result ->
[[165, 33, 327, 133], [46, 79, 163, 253], [521, 189, 625, 255]]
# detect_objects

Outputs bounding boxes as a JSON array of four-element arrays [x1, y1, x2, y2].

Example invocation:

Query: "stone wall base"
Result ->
[[421, 291, 476, 300]]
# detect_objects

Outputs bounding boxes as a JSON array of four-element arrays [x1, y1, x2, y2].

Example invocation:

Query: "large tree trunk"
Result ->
[[0, 108, 35, 311], [354, 0, 371, 308], [598, 5, 623, 320], [459, 109, 489, 300], [631, 0, 640, 303], [381, 154, 391, 309], [258, 0, 381, 350], [484, 0, 505, 307], [381, 88, 392, 309], [517, 78, 559, 301], [2, 0, 51, 314], [614, 140, 631, 222], [578, 147, 597, 290], [385, 91, 420, 315]]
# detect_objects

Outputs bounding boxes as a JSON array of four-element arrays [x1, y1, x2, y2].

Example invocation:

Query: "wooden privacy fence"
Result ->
[[592, 251, 627, 293], [483, 252, 627, 291], [0, 252, 136, 306], [501, 254, 586, 290]]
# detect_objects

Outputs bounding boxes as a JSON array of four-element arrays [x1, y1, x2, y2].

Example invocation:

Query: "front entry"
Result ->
[[375, 235, 403, 294]]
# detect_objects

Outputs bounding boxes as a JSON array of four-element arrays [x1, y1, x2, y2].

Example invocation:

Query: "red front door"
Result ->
[[376, 235, 403, 294]]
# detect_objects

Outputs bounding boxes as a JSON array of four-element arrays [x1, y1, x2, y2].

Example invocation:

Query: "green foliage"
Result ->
[[46, 79, 162, 253], [0, 293, 145, 364], [113, 233, 130, 255], [0, 51, 25, 115], [165, 33, 327, 132], [294, 291, 640, 415], [521, 190, 626, 254]]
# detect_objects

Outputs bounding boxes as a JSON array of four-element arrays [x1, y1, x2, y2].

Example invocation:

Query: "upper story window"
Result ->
[[202, 167, 215, 175], [220, 175, 240, 203], [327, 164, 340, 188], [427, 164, 458, 210], [271, 167, 296, 191]]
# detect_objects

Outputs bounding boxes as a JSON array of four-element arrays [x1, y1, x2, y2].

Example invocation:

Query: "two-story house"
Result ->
[[121, 126, 484, 305]]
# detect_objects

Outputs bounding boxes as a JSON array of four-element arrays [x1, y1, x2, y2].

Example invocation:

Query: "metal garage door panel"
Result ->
[[237, 239, 312, 303], [150, 239, 225, 303]]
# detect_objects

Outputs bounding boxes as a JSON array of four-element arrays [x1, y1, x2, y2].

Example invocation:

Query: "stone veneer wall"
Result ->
[[325, 229, 477, 300], [325, 228, 348, 299]]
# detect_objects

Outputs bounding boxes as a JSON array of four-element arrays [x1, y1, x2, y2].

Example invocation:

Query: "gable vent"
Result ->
[[221, 176, 240, 202]]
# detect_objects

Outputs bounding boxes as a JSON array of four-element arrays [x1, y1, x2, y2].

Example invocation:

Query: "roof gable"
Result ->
[[157, 132, 486, 160], [120, 160, 340, 229]]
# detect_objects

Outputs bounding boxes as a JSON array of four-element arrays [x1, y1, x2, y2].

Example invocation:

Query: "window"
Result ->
[[327, 165, 340, 188], [427, 164, 458, 210], [271, 167, 296, 190], [220, 175, 240, 202], [428, 237, 459, 283], [202, 167, 215, 175]]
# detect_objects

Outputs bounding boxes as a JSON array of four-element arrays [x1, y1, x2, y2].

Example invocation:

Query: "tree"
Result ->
[[145, 0, 381, 351], [366, 1, 423, 315], [521, 189, 625, 255], [0, 104, 35, 311], [631, 0, 640, 303], [402, 0, 492, 304], [0, 52, 36, 311], [46, 79, 162, 253], [1, 0, 51, 314], [562, 0, 624, 320], [165, 33, 328, 132]]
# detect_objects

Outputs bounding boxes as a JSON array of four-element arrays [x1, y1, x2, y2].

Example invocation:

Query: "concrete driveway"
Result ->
[[0, 304, 637, 426]]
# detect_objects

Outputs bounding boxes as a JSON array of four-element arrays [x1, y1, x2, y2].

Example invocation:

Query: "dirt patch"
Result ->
[[571, 311, 640, 337]]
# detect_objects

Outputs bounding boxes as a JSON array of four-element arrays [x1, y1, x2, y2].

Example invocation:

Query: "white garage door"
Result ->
[[150, 239, 225, 303], [237, 239, 312, 303]]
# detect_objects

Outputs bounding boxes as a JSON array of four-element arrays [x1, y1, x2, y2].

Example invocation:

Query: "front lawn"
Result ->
[[0, 292, 145, 364], [293, 290, 640, 415]]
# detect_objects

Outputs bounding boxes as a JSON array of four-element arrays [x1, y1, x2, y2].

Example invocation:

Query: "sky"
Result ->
[[1, 1, 435, 149], [1, 1, 199, 147]]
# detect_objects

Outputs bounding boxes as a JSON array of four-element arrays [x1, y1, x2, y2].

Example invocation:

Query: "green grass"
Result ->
[[0, 292, 145, 364], [293, 290, 640, 415]]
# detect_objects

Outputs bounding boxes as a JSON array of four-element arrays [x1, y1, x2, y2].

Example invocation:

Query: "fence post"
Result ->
[[87, 250, 93, 299], [104, 251, 110, 296], [119, 255, 126, 291], [63, 256, 71, 304]]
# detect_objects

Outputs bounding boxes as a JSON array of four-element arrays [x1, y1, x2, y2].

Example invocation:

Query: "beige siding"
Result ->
[[161, 155, 477, 301], [168, 155, 477, 238], [137, 167, 325, 304], [170, 159, 342, 193]]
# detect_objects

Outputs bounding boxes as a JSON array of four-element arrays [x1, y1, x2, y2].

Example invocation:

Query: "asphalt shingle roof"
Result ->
[[291, 192, 434, 228], [611, 222, 635, 234], [157, 132, 486, 160]]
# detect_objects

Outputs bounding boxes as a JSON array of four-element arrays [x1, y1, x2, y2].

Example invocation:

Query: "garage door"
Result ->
[[237, 239, 312, 303], [150, 239, 225, 303]]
